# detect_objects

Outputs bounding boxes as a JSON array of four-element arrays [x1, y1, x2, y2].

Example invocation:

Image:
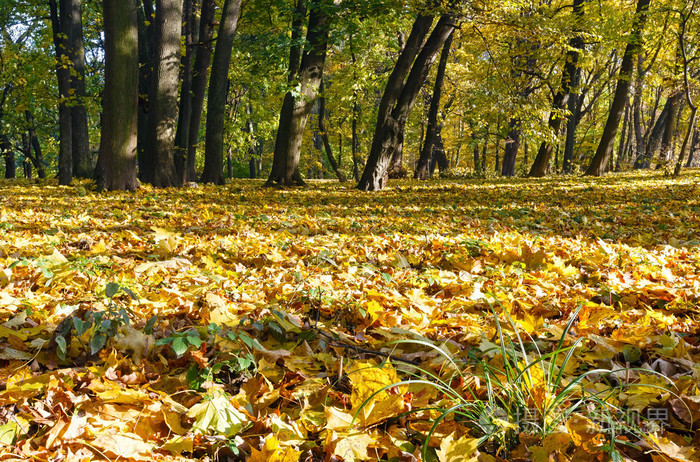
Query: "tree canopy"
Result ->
[[0, 0, 698, 184]]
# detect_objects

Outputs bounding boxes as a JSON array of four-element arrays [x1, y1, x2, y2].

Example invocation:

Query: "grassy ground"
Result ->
[[0, 171, 698, 461]]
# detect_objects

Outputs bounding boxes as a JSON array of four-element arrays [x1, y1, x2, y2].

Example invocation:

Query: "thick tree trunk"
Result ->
[[174, 0, 197, 183], [358, 14, 455, 191], [148, 0, 184, 188], [415, 29, 453, 179], [49, 0, 73, 185], [318, 81, 346, 182], [200, 0, 242, 184], [387, 141, 405, 178], [97, 0, 139, 191], [65, 0, 91, 178], [585, 0, 651, 176], [186, 0, 216, 181], [266, 0, 331, 186]]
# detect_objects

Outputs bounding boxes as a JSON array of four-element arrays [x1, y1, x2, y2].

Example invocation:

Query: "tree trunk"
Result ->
[[415, 29, 453, 179], [585, 0, 651, 176], [97, 0, 139, 191], [657, 92, 682, 167], [387, 141, 405, 178], [65, 0, 91, 178], [529, 95, 566, 177], [637, 94, 669, 168], [200, 0, 242, 184], [686, 129, 699, 167], [245, 103, 258, 178], [148, 0, 184, 187], [615, 102, 630, 171], [21, 133, 32, 179], [49, 0, 73, 185], [529, 78, 575, 176], [174, 0, 197, 183], [186, 0, 216, 181], [501, 118, 520, 177], [562, 93, 581, 173], [358, 14, 455, 191], [24, 111, 46, 178], [351, 99, 360, 181], [530, 0, 584, 177], [318, 81, 346, 182], [1, 135, 13, 179], [675, 8, 699, 176], [137, 0, 155, 183], [675, 107, 697, 175], [266, 0, 332, 186]]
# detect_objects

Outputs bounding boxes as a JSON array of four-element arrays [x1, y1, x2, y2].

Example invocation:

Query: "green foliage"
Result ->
[[55, 282, 135, 360]]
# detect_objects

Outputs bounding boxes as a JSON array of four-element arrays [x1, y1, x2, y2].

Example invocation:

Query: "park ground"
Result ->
[[0, 171, 698, 461]]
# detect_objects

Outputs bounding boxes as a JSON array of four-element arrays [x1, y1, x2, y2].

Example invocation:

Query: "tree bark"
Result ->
[[585, 0, 651, 176], [387, 141, 405, 178], [675, 108, 697, 175], [358, 14, 455, 191], [174, 0, 197, 183], [318, 80, 346, 182], [49, 0, 73, 185], [245, 103, 258, 178], [674, 5, 698, 176], [637, 92, 669, 168], [351, 99, 360, 181], [24, 111, 46, 178], [0, 135, 13, 179], [415, 29, 453, 179], [657, 92, 682, 167], [97, 0, 139, 191], [137, 0, 155, 183], [615, 102, 630, 171], [200, 0, 242, 184], [529, 0, 584, 178], [66, 0, 91, 178], [148, 0, 184, 187], [186, 0, 216, 181], [21, 133, 32, 179], [501, 118, 520, 177], [686, 129, 699, 167], [266, 0, 332, 186]]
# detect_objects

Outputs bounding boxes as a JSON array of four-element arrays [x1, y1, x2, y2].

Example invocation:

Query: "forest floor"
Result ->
[[0, 171, 699, 461]]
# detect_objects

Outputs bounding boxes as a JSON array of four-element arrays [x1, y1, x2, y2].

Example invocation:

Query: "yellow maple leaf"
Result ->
[[565, 413, 606, 453], [436, 432, 479, 462], [249, 434, 302, 462], [347, 360, 406, 427], [333, 431, 375, 461]]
